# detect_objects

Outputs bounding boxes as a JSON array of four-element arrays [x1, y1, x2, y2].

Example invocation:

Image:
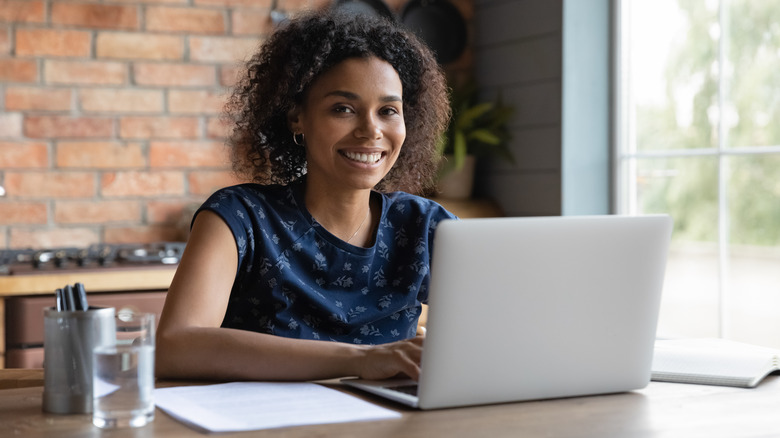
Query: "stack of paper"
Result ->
[[155, 381, 401, 433]]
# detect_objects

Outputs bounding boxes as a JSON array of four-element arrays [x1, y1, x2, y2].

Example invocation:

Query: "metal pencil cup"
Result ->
[[42, 307, 116, 414]]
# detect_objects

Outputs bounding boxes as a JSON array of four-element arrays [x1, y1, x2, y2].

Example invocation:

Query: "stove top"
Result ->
[[0, 242, 186, 275]]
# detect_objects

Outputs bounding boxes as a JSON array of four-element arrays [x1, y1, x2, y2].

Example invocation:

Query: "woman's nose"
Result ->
[[355, 114, 382, 140]]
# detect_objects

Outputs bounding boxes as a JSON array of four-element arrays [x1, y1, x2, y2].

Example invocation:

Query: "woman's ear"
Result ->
[[287, 106, 302, 134]]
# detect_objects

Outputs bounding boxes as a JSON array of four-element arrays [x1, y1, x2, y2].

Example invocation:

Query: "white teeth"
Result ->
[[343, 151, 381, 164]]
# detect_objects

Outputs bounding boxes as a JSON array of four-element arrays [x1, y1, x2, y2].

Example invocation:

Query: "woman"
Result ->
[[156, 10, 455, 382]]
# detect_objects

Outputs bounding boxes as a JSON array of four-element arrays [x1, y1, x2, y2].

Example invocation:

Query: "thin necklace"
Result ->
[[346, 207, 370, 244]]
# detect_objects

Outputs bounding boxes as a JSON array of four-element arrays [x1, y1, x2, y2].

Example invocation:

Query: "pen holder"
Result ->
[[42, 306, 115, 414]]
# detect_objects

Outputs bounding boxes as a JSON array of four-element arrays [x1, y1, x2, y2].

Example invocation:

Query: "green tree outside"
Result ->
[[633, 0, 780, 247]]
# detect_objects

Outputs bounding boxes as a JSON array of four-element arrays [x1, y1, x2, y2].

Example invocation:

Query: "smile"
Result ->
[[342, 151, 383, 164]]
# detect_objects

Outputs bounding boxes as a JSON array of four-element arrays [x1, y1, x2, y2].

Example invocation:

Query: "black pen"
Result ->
[[63, 285, 75, 311], [74, 283, 89, 311]]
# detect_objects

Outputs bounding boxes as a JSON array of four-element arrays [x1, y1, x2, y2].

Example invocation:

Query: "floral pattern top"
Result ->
[[196, 181, 457, 345]]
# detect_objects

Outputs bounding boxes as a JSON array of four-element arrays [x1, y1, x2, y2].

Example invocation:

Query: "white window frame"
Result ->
[[613, 0, 780, 340]]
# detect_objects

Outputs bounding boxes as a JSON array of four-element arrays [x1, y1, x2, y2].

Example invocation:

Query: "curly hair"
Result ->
[[224, 10, 451, 194]]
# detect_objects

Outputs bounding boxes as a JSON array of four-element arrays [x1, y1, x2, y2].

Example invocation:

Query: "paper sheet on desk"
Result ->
[[154, 381, 401, 433]]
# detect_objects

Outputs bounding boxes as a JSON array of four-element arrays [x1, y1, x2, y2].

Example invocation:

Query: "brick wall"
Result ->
[[0, 0, 472, 250]]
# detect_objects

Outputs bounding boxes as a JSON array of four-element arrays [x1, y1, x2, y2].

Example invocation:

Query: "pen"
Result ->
[[63, 285, 75, 311], [74, 283, 89, 311], [55, 288, 64, 311]]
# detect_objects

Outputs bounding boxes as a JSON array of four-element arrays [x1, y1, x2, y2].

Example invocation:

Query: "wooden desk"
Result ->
[[1, 369, 779, 437]]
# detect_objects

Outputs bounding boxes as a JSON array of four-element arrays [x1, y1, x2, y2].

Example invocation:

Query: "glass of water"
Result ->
[[92, 311, 155, 428]]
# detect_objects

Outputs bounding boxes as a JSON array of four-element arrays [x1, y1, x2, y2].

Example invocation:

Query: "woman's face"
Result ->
[[289, 56, 406, 192]]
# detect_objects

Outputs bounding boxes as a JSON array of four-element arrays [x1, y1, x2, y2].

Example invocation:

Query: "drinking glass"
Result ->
[[92, 311, 155, 428]]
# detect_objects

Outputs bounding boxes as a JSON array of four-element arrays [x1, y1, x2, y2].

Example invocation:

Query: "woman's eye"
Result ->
[[333, 105, 354, 114], [381, 106, 400, 116]]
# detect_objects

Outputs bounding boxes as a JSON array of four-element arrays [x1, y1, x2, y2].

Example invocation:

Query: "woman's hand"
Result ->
[[356, 335, 425, 381]]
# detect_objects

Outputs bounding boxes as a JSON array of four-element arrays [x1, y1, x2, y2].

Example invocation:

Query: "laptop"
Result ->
[[342, 214, 673, 410]]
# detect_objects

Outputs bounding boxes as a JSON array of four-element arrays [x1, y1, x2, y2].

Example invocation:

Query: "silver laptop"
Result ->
[[342, 214, 673, 410]]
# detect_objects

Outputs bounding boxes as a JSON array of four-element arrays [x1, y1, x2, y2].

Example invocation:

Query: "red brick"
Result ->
[[24, 116, 114, 139], [16, 28, 91, 57], [0, 59, 38, 82], [146, 6, 225, 34], [150, 141, 228, 168], [96, 32, 183, 60], [289, 0, 311, 11], [4, 172, 95, 198], [101, 171, 185, 197], [194, 0, 271, 6], [55, 200, 141, 224], [104, 224, 183, 244], [119, 116, 199, 139], [219, 64, 241, 87], [0, 141, 49, 168], [188, 170, 243, 195], [133, 63, 216, 87], [10, 228, 100, 249], [231, 9, 274, 36], [0, 1, 45, 23], [0, 26, 10, 54], [79, 88, 163, 113], [0, 113, 23, 138], [189, 36, 259, 63], [168, 90, 226, 114], [112, 0, 187, 4], [45, 60, 127, 85], [0, 202, 48, 225], [56, 141, 145, 169], [52, 3, 138, 30], [5, 87, 72, 111], [206, 116, 231, 139], [147, 199, 198, 224]]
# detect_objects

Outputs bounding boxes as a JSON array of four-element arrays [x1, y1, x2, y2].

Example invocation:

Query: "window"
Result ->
[[615, 0, 780, 347]]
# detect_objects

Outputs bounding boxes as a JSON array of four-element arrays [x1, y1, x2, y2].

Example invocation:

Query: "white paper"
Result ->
[[154, 381, 401, 433]]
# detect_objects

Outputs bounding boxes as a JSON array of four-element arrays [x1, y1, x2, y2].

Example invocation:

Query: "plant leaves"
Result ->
[[469, 129, 501, 145], [456, 102, 494, 130], [453, 131, 467, 169]]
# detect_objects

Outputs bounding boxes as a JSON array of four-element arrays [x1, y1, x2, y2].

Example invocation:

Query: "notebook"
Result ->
[[342, 214, 673, 410], [652, 338, 780, 388]]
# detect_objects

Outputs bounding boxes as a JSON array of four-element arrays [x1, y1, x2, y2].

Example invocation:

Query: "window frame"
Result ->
[[612, 0, 780, 340]]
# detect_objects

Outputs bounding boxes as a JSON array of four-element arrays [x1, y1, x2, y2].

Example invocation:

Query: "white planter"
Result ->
[[436, 155, 476, 200]]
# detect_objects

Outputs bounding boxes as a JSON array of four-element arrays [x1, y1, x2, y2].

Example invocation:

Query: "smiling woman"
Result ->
[[289, 56, 407, 237], [155, 10, 457, 383], [225, 11, 450, 195]]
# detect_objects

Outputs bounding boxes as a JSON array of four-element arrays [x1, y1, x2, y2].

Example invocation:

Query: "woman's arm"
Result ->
[[156, 210, 423, 381]]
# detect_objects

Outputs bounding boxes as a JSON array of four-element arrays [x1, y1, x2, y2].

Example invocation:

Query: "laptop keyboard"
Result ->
[[386, 383, 419, 396]]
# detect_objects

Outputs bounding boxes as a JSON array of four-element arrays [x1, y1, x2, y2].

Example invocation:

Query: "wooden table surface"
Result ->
[[1, 369, 779, 437]]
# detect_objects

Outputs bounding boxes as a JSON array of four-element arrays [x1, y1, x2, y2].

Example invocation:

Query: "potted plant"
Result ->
[[437, 80, 514, 199]]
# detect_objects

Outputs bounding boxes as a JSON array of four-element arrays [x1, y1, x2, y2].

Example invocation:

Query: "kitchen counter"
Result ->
[[0, 265, 176, 297], [0, 265, 177, 368]]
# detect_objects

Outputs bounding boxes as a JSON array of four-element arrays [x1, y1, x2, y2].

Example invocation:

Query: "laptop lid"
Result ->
[[414, 214, 672, 409], [343, 214, 672, 410]]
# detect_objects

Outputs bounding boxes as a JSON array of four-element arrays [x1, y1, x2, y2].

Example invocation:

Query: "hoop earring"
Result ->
[[293, 132, 304, 146]]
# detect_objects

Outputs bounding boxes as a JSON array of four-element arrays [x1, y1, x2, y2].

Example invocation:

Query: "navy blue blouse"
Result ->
[[196, 181, 456, 345]]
